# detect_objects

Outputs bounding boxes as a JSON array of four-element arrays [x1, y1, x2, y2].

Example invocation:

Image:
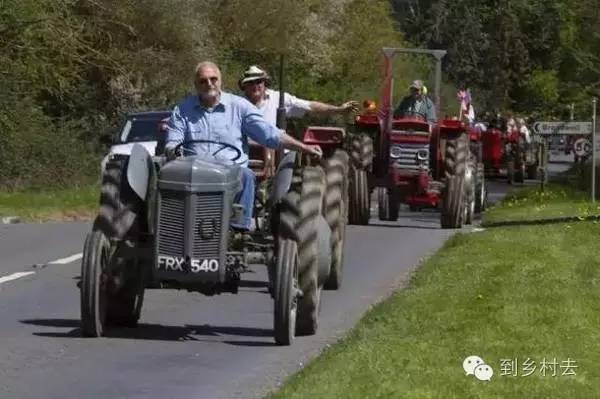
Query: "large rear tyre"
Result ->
[[80, 231, 111, 337], [294, 167, 326, 336], [441, 133, 467, 229], [350, 134, 374, 170], [323, 150, 349, 290], [348, 166, 370, 225], [274, 238, 299, 346], [441, 176, 465, 228]]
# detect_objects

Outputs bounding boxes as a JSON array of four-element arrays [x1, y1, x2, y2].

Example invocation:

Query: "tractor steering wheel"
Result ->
[[173, 139, 242, 162]]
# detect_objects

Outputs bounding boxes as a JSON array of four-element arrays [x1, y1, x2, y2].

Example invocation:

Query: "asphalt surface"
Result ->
[[0, 181, 514, 399]]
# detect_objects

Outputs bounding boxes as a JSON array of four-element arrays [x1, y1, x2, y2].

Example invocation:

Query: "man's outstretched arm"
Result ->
[[308, 100, 358, 114], [242, 102, 322, 158]]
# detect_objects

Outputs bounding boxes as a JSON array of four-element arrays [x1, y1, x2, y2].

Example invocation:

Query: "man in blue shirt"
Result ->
[[165, 61, 322, 230]]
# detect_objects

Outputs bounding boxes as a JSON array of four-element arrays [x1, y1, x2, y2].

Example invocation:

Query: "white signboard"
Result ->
[[533, 121, 593, 135]]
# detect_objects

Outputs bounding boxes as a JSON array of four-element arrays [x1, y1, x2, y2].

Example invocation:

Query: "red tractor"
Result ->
[[481, 121, 505, 177], [351, 48, 486, 228], [482, 118, 540, 183]]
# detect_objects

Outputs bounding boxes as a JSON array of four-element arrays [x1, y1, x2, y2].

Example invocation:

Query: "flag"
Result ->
[[458, 89, 475, 122]]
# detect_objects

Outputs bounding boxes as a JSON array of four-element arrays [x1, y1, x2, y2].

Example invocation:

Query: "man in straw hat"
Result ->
[[393, 79, 436, 123], [239, 65, 358, 124], [165, 61, 323, 231]]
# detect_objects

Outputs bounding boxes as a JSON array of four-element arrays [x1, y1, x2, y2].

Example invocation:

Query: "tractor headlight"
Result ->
[[416, 149, 429, 161], [390, 145, 402, 159]]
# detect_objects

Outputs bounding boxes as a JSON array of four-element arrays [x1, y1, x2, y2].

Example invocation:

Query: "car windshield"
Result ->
[[119, 115, 169, 143]]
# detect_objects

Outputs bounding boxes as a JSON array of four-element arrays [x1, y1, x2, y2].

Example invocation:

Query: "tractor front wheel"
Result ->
[[348, 166, 370, 225], [80, 231, 111, 337], [273, 238, 299, 346]]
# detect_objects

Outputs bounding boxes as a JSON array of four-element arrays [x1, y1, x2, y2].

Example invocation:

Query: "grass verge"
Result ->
[[271, 188, 600, 398], [482, 183, 600, 225], [0, 185, 99, 222]]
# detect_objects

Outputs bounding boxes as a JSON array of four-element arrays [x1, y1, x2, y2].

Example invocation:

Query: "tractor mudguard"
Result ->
[[127, 144, 157, 233], [127, 144, 153, 200], [269, 151, 297, 206]]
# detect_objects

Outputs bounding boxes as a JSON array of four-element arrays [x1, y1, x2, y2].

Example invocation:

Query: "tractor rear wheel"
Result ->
[[350, 134, 374, 170], [441, 133, 467, 229], [323, 150, 349, 290], [293, 167, 327, 336], [80, 231, 111, 337], [348, 166, 370, 225]]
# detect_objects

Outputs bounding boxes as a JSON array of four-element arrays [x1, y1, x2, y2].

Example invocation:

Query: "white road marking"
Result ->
[[48, 253, 83, 265], [0, 272, 35, 284]]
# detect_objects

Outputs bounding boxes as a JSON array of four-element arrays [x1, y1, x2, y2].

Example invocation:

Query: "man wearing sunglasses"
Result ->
[[238, 65, 358, 124], [165, 61, 323, 230]]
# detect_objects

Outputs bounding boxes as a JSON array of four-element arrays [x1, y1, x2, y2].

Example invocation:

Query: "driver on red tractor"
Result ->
[[393, 80, 437, 123], [238, 65, 358, 124], [164, 61, 323, 230]]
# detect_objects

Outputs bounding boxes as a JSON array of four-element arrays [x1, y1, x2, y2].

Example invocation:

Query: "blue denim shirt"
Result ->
[[165, 92, 282, 166]]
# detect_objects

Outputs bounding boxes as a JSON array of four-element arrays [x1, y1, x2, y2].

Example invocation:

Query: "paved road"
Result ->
[[0, 183, 510, 399]]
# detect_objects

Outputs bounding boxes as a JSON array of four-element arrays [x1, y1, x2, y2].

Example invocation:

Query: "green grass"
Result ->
[[483, 183, 600, 225], [0, 185, 99, 222], [270, 188, 600, 398]]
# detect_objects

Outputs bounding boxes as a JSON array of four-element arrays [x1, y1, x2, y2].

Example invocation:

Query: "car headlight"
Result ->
[[416, 149, 429, 161], [390, 146, 402, 159]]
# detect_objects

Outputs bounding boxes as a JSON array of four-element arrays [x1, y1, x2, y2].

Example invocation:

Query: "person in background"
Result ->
[[239, 65, 358, 125], [393, 79, 436, 123]]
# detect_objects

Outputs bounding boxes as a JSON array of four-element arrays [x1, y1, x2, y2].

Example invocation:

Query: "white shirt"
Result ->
[[255, 88, 312, 125], [520, 125, 532, 144]]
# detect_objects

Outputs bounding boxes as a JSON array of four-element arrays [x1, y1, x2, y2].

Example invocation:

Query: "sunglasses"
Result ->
[[197, 76, 219, 85], [246, 79, 265, 86]]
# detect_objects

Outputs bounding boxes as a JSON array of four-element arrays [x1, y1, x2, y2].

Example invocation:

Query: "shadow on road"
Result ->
[[20, 318, 277, 346], [367, 222, 441, 230]]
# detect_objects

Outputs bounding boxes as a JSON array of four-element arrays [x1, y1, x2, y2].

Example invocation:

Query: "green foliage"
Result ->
[[392, 0, 600, 117], [1, 0, 419, 189]]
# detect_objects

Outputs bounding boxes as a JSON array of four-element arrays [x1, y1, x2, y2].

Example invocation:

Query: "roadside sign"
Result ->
[[532, 121, 593, 135], [574, 137, 592, 157]]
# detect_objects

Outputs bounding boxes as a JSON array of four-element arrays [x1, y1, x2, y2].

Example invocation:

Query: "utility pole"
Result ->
[[570, 103, 575, 121], [592, 98, 597, 202]]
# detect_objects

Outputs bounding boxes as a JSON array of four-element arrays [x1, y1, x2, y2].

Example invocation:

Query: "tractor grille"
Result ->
[[391, 143, 430, 171], [192, 193, 223, 259], [157, 191, 223, 258], [158, 190, 186, 256]]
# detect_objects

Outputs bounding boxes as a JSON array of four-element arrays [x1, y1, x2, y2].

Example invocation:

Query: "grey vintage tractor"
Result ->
[[80, 135, 347, 346]]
